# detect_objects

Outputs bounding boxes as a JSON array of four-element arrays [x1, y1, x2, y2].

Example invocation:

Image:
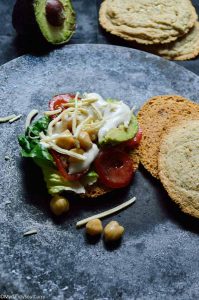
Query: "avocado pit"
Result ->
[[46, 0, 65, 27]]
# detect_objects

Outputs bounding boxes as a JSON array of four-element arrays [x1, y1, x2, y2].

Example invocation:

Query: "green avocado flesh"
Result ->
[[100, 114, 139, 146], [34, 0, 76, 44]]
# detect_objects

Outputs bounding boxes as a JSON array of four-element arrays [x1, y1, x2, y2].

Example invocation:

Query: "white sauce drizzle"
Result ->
[[98, 101, 131, 142], [69, 144, 99, 174], [84, 93, 106, 107]]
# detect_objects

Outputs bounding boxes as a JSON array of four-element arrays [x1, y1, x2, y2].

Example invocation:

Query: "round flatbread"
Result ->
[[158, 120, 199, 218], [154, 22, 199, 60], [99, 0, 197, 45], [137, 95, 199, 178]]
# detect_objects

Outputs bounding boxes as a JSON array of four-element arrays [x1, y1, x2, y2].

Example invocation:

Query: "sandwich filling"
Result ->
[[18, 92, 141, 195]]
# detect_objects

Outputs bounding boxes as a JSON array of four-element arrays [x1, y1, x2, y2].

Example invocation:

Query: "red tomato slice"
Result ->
[[49, 93, 76, 111], [50, 150, 86, 181], [123, 128, 142, 149], [94, 149, 134, 189]]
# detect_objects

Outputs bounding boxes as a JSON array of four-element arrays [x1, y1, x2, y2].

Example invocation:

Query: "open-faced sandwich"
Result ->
[[18, 93, 141, 204]]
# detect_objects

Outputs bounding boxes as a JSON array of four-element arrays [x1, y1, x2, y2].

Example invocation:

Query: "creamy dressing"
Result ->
[[86, 93, 132, 142], [69, 144, 99, 174], [99, 101, 132, 142], [85, 93, 107, 107]]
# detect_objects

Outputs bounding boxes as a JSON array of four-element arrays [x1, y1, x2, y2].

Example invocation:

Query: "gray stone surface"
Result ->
[[0, 45, 199, 299]]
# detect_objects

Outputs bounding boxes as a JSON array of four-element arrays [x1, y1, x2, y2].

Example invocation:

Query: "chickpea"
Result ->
[[53, 120, 67, 133], [50, 195, 69, 216], [78, 131, 92, 150], [56, 131, 75, 150], [68, 148, 84, 163], [104, 221, 124, 242], [86, 219, 103, 236], [87, 128, 98, 142], [65, 118, 72, 131]]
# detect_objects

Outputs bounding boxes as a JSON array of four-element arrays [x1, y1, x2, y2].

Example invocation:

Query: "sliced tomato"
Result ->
[[50, 150, 86, 181], [122, 128, 142, 149], [49, 93, 76, 111], [94, 148, 134, 189]]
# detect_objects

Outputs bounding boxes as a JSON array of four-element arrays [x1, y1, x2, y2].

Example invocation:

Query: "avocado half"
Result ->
[[12, 0, 76, 45]]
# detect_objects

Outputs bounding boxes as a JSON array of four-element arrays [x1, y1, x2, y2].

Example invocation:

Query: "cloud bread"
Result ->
[[137, 95, 199, 178], [154, 22, 199, 60], [158, 120, 199, 218], [83, 148, 140, 198], [99, 0, 197, 45]]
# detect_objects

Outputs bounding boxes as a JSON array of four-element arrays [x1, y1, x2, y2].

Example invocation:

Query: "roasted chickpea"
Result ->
[[68, 148, 84, 163], [78, 131, 92, 150], [65, 118, 72, 131], [104, 221, 124, 242], [87, 128, 98, 142], [86, 219, 103, 236], [50, 195, 69, 216], [56, 131, 75, 150]]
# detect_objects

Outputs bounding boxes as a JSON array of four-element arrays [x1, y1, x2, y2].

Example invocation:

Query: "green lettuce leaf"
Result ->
[[80, 170, 99, 186], [28, 115, 50, 136], [18, 115, 94, 195], [34, 159, 85, 195], [18, 116, 53, 162]]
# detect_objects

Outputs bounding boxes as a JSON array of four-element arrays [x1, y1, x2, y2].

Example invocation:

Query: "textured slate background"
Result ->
[[1, 1, 199, 300], [1, 43, 199, 300]]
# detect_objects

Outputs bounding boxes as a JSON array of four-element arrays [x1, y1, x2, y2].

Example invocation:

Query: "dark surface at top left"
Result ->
[[0, 0, 199, 75]]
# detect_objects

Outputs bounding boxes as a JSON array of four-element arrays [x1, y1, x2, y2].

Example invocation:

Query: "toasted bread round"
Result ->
[[99, 0, 197, 45], [154, 22, 199, 60], [158, 119, 199, 218], [137, 95, 199, 178], [83, 147, 140, 198]]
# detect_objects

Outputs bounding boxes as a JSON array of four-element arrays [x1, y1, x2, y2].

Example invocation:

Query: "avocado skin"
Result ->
[[12, 0, 76, 45], [12, 0, 37, 35]]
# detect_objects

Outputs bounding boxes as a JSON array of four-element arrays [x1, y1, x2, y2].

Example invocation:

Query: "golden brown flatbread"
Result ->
[[99, 0, 197, 45], [154, 22, 199, 60], [137, 95, 199, 178], [158, 119, 199, 218]]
